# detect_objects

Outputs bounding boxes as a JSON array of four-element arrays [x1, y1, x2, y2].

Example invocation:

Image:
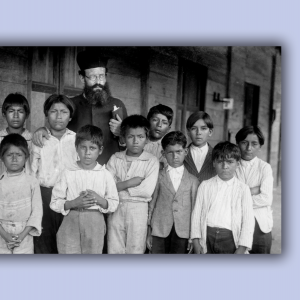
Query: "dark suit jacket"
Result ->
[[184, 143, 216, 185], [148, 167, 199, 239]]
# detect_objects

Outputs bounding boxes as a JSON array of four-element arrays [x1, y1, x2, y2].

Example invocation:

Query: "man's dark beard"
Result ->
[[83, 82, 112, 107]]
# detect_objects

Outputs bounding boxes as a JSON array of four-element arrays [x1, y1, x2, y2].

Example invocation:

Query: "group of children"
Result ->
[[0, 92, 274, 254]]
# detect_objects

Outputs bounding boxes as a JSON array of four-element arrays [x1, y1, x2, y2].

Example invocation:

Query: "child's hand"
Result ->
[[234, 246, 246, 254], [187, 240, 193, 254], [128, 177, 144, 188], [71, 193, 97, 209], [250, 186, 260, 196], [146, 228, 152, 251]]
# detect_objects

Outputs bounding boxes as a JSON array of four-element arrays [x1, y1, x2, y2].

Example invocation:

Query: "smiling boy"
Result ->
[[144, 104, 173, 169], [106, 115, 159, 254]]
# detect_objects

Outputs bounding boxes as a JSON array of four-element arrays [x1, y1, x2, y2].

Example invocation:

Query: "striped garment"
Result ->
[[0, 128, 32, 175], [235, 157, 273, 233], [144, 139, 168, 168], [30, 128, 78, 188], [50, 162, 119, 215], [184, 143, 216, 185], [191, 176, 255, 253], [106, 150, 160, 202]]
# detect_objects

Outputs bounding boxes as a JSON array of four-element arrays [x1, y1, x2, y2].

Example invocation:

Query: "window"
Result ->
[[176, 59, 207, 135]]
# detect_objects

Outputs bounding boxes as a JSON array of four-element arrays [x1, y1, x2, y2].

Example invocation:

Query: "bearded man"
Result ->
[[32, 50, 127, 165]]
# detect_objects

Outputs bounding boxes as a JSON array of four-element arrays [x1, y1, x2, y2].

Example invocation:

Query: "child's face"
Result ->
[[238, 133, 261, 161], [4, 105, 27, 130], [149, 113, 171, 141], [76, 140, 103, 169], [213, 157, 238, 181], [188, 119, 213, 147], [163, 144, 188, 168], [1, 145, 26, 174], [125, 127, 147, 157], [47, 103, 71, 133]]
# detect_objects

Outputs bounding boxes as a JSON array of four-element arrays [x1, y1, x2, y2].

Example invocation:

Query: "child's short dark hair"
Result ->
[[2, 93, 30, 117], [161, 131, 187, 150], [44, 94, 75, 118], [120, 115, 150, 138], [186, 111, 214, 130], [0, 134, 29, 159], [235, 126, 265, 146], [212, 141, 241, 162], [147, 104, 174, 126], [75, 125, 104, 148]]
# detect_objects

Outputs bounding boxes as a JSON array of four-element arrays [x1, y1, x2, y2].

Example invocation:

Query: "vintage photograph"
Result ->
[[0, 46, 281, 254]]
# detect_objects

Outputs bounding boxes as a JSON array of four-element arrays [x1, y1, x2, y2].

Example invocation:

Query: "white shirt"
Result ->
[[235, 156, 273, 233], [166, 164, 184, 192], [144, 139, 168, 168], [50, 162, 119, 216], [207, 176, 234, 230], [190, 143, 208, 173], [30, 128, 78, 188]]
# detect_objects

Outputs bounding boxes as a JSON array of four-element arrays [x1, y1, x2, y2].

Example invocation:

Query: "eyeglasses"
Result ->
[[85, 74, 106, 82]]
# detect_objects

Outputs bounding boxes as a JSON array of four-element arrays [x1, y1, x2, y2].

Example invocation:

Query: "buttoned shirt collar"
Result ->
[[216, 175, 235, 186]]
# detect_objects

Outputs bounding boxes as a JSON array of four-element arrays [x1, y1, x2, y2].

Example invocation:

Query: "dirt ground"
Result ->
[[271, 183, 281, 254]]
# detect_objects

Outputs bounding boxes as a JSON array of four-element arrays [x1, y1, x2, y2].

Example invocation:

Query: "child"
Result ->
[[191, 141, 254, 254], [184, 111, 216, 184], [30, 94, 78, 254], [0, 134, 42, 254], [147, 131, 199, 254], [144, 104, 173, 169], [106, 115, 160, 254], [0, 93, 32, 175], [50, 125, 119, 254], [235, 126, 273, 254]]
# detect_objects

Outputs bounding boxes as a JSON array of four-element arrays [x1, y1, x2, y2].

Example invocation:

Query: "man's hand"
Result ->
[[32, 127, 50, 147], [250, 186, 260, 196], [109, 114, 122, 137]]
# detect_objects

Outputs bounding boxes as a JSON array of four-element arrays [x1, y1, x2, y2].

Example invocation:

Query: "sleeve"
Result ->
[[238, 185, 255, 249], [127, 157, 160, 198], [99, 171, 119, 214], [26, 178, 43, 236], [252, 164, 273, 209], [189, 177, 200, 238], [106, 155, 118, 182], [50, 170, 70, 216], [30, 144, 41, 177], [191, 182, 205, 239], [147, 179, 160, 225]]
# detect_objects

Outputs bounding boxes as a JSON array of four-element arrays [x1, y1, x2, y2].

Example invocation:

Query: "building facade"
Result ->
[[0, 46, 281, 185]]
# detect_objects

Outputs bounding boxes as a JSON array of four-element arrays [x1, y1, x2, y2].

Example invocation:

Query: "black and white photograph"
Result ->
[[0, 46, 281, 255]]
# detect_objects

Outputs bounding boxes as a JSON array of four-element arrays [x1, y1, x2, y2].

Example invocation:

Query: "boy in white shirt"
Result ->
[[106, 115, 159, 254], [31, 94, 78, 253], [50, 125, 119, 254], [191, 141, 254, 254], [235, 126, 273, 254]]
